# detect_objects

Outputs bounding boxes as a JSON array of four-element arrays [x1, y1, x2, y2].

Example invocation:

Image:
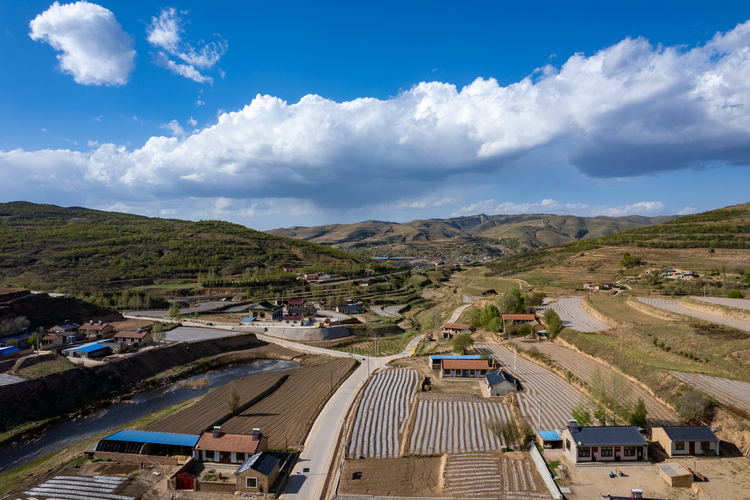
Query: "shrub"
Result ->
[[544, 309, 562, 338], [675, 389, 717, 425], [728, 289, 744, 299], [452, 333, 475, 354]]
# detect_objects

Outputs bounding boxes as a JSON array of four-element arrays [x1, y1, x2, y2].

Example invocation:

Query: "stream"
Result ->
[[0, 359, 300, 473]]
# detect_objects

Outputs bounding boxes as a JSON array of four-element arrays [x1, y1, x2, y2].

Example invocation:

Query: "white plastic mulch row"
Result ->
[[477, 344, 584, 431], [408, 398, 515, 454], [637, 298, 750, 332], [22, 476, 131, 500], [443, 454, 548, 499], [670, 371, 750, 415], [348, 368, 418, 458], [537, 296, 610, 332]]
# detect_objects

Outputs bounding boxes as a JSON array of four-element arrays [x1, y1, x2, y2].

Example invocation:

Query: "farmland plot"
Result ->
[[693, 296, 750, 311], [477, 344, 584, 430], [515, 341, 677, 423], [443, 453, 550, 499], [348, 368, 418, 459], [637, 298, 750, 332], [670, 371, 750, 415], [537, 296, 610, 332], [408, 394, 516, 454]]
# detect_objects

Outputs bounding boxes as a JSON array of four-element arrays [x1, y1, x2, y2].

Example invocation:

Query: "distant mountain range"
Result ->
[[267, 213, 676, 255]]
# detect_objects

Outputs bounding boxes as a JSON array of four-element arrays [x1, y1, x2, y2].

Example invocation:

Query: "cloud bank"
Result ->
[[451, 199, 670, 218], [29, 1, 135, 86], [9, 20, 750, 222]]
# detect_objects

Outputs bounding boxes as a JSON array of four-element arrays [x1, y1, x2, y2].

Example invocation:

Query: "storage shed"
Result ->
[[234, 452, 280, 494], [61, 342, 111, 359], [657, 461, 694, 488], [652, 426, 719, 457]]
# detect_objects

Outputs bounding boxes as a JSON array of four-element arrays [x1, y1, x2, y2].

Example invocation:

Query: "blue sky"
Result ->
[[2, 1, 750, 229]]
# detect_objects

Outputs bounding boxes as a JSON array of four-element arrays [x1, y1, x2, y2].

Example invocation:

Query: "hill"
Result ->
[[0, 202, 372, 291], [484, 202, 750, 286], [268, 213, 674, 257]]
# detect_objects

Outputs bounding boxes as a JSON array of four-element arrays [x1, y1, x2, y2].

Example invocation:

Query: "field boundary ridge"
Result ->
[[681, 296, 750, 323]]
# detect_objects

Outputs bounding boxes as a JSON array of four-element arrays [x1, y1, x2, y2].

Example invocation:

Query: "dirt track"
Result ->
[[339, 457, 442, 497]]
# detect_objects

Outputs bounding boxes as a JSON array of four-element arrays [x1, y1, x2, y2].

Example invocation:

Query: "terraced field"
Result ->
[[537, 296, 610, 332], [637, 298, 750, 332], [443, 453, 550, 499], [477, 344, 584, 430], [693, 297, 750, 310], [408, 394, 516, 454], [348, 368, 418, 459], [514, 340, 677, 423], [670, 371, 750, 415]]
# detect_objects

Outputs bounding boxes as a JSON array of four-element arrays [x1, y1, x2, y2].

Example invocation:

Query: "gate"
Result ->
[[175, 473, 195, 490]]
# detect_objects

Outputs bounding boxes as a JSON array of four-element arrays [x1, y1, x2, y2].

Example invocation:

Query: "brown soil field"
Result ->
[[339, 457, 442, 497], [220, 357, 357, 448], [147, 369, 292, 434]]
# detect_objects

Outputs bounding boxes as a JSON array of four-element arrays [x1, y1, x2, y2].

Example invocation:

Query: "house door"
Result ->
[[451, 370, 456, 377], [637, 447, 643, 460], [462, 370, 469, 377], [220, 452, 231, 463], [614, 447, 621, 461], [689, 442, 695, 454]]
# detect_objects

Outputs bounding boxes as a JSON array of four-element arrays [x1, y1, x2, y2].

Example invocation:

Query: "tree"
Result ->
[[26, 332, 40, 349], [152, 324, 166, 344], [518, 323, 534, 337], [487, 317, 503, 333], [728, 289, 744, 299], [571, 400, 593, 427], [499, 288, 526, 314], [167, 303, 181, 318], [479, 305, 500, 327], [464, 308, 481, 331], [452, 333, 475, 354], [228, 384, 241, 415], [526, 292, 546, 309], [676, 389, 716, 425], [0, 316, 30, 336], [485, 416, 520, 450], [620, 252, 644, 269], [629, 398, 648, 427], [543, 309, 562, 338]]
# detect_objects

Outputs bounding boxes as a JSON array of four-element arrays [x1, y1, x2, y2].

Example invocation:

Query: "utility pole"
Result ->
[[538, 400, 542, 432]]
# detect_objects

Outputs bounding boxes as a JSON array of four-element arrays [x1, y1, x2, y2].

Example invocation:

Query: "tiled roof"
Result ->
[[196, 432, 262, 453], [442, 359, 490, 370], [114, 331, 149, 339], [443, 323, 469, 330], [501, 314, 536, 321]]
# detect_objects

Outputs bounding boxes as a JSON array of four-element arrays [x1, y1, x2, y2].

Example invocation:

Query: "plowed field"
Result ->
[[221, 357, 356, 448], [514, 340, 677, 423], [477, 344, 584, 430]]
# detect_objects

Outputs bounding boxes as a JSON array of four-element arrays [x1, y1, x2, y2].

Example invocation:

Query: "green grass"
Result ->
[[16, 357, 77, 379]]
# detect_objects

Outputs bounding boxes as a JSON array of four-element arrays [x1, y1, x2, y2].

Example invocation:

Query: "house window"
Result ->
[[675, 441, 685, 450], [236, 452, 245, 462], [246, 477, 257, 489], [701, 441, 712, 452], [566, 439, 571, 451], [204, 451, 215, 462], [600, 447, 613, 457], [443, 369, 451, 376], [479, 370, 486, 376], [469, 369, 476, 377], [578, 447, 590, 458], [623, 446, 635, 457]]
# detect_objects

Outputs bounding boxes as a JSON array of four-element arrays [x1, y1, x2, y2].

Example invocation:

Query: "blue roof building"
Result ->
[[0, 345, 21, 356], [61, 341, 111, 359], [95, 430, 199, 457]]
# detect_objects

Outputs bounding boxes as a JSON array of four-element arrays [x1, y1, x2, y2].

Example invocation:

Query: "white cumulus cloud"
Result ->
[[452, 199, 666, 217], [160, 119, 184, 137], [29, 1, 135, 86]]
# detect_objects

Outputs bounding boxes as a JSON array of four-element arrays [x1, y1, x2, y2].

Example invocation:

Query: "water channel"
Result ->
[[0, 359, 300, 473]]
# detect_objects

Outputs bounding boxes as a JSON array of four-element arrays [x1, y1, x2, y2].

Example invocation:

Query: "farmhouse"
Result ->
[[48, 320, 80, 334], [41, 331, 67, 347], [248, 301, 283, 321], [562, 421, 647, 464], [652, 426, 719, 457], [194, 427, 268, 464], [234, 451, 280, 494], [441, 323, 469, 338], [62, 341, 112, 359], [337, 303, 365, 314], [428, 354, 485, 369], [78, 320, 115, 339], [501, 314, 536, 325], [93, 430, 199, 464], [281, 315, 304, 325], [441, 358, 490, 379], [484, 367, 520, 396], [113, 328, 152, 347]]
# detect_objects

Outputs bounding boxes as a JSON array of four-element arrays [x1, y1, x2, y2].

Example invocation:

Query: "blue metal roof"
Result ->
[[539, 430, 562, 441], [103, 430, 200, 447], [0, 346, 21, 355], [75, 342, 110, 353]]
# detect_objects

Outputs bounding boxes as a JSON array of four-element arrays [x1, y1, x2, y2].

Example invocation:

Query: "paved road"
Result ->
[[279, 334, 423, 500], [637, 298, 750, 332], [447, 297, 475, 324]]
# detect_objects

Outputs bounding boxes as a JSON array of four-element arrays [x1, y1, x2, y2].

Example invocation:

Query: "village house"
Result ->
[[234, 451, 280, 494], [484, 367, 520, 396], [286, 298, 317, 316], [652, 426, 719, 457], [281, 315, 305, 325], [48, 320, 80, 335], [247, 301, 283, 321], [441, 323, 469, 338], [337, 303, 365, 314], [440, 358, 491, 379], [501, 313, 537, 325], [428, 354, 486, 369], [113, 328, 152, 347], [194, 427, 268, 464], [78, 320, 115, 339], [41, 331, 67, 348], [561, 421, 647, 464]]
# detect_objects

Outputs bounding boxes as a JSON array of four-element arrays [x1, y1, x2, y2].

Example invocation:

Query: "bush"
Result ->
[[518, 323, 534, 337], [728, 289, 744, 299], [452, 333, 475, 354], [544, 309, 562, 338], [676, 389, 717, 424], [480, 305, 501, 326]]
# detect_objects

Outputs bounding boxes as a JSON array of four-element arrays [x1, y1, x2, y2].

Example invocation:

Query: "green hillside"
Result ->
[[268, 213, 674, 257], [0, 202, 371, 291]]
